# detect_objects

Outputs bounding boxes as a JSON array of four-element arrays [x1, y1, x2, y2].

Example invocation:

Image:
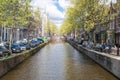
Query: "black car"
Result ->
[[11, 43, 22, 53], [0, 46, 11, 58], [25, 43, 31, 50], [4, 42, 10, 49]]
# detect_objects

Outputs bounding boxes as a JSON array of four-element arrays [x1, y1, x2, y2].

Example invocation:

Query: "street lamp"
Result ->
[[17, 28, 20, 41], [97, 20, 101, 43], [115, 15, 119, 56]]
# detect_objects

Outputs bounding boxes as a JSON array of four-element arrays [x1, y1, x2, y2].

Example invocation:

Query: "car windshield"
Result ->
[[38, 39, 43, 41], [38, 38, 42, 40], [5, 43, 9, 45], [0, 46, 7, 50], [12, 44, 19, 47], [20, 44, 25, 46], [31, 40, 34, 43]]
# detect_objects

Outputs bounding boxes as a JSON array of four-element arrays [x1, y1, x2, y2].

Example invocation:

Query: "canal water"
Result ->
[[1, 42, 118, 80]]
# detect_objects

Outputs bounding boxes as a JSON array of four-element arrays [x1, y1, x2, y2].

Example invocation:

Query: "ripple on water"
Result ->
[[0, 42, 118, 80]]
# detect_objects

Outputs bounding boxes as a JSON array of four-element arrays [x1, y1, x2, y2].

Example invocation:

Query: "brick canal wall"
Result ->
[[68, 41, 120, 79], [0, 42, 48, 78]]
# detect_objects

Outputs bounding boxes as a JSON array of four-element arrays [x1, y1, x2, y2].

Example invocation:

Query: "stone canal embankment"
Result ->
[[68, 40, 120, 79], [0, 42, 48, 78]]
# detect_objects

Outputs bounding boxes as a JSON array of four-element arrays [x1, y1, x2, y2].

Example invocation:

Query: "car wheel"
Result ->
[[3, 53, 8, 58]]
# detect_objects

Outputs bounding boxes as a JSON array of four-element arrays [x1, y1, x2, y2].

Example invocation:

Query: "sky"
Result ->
[[31, 0, 70, 28], [31, 0, 116, 28]]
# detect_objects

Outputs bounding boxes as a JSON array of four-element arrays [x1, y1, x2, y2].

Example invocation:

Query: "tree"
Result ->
[[44, 20, 58, 36], [116, 0, 120, 12], [49, 22, 58, 35], [21, 0, 34, 44], [0, 0, 32, 51], [33, 8, 41, 38], [60, 0, 108, 35]]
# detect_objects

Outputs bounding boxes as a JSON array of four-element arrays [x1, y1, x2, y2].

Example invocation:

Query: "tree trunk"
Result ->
[[27, 25, 30, 44], [9, 28, 13, 53]]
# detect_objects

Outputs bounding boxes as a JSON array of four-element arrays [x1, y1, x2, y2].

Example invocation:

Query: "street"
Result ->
[[0, 42, 118, 80]]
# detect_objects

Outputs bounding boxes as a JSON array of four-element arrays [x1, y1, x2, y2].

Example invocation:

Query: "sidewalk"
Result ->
[[71, 40, 120, 56], [111, 47, 120, 56], [69, 40, 120, 60]]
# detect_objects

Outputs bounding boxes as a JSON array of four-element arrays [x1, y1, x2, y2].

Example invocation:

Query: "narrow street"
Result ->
[[1, 42, 118, 80]]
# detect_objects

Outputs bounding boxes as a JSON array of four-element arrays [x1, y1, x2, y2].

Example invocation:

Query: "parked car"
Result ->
[[19, 43, 27, 51], [11, 43, 22, 53], [82, 41, 88, 47], [22, 43, 31, 50], [46, 37, 51, 41], [30, 40, 38, 48], [0, 46, 11, 57], [37, 38, 44, 43], [4, 42, 10, 49], [42, 37, 47, 42], [22, 39, 27, 43]]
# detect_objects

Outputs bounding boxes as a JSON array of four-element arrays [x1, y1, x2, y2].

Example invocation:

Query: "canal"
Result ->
[[0, 42, 118, 80]]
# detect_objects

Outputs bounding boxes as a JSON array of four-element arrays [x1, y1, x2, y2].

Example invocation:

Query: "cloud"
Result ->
[[31, 0, 70, 27], [46, 3, 64, 19], [59, 0, 70, 10]]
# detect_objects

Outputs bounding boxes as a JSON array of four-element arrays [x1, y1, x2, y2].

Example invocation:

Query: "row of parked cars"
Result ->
[[0, 37, 47, 58]]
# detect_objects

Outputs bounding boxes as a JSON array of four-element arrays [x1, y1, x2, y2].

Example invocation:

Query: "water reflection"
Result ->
[[1, 42, 118, 80]]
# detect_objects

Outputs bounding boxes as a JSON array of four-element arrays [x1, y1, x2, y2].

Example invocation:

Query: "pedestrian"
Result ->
[[102, 42, 107, 52], [107, 39, 112, 54], [80, 38, 84, 45]]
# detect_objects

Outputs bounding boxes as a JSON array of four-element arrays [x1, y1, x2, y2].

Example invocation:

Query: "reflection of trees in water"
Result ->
[[51, 36, 64, 43]]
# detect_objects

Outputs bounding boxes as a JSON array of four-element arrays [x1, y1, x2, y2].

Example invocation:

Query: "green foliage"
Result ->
[[0, 0, 32, 28], [116, 0, 120, 11], [60, 0, 109, 35], [44, 19, 58, 35], [0, 0, 33, 51], [33, 8, 41, 27]]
